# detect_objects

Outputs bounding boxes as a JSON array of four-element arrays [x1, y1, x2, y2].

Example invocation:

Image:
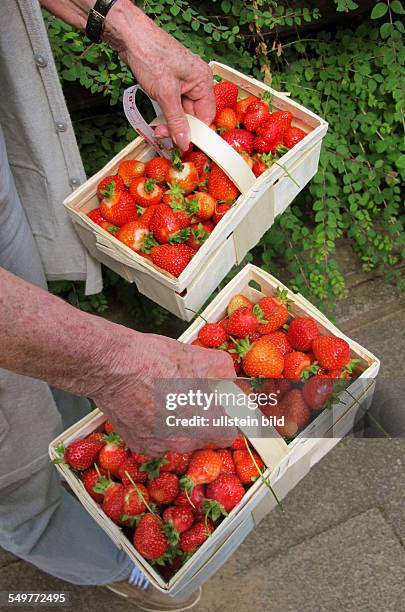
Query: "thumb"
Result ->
[[158, 84, 190, 152]]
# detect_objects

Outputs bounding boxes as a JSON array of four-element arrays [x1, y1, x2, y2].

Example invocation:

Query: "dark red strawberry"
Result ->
[[118, 456, 148, 485], [212, 203, 232, 225], [174, 484, 205, 512], [267, 110, 293, 133], [149, 204, 189, 244], [182, 151, 210, 178], [226, 305, 266, 339], [198, 322, 228, 348], [122, 483, 150, 519], [243, 100, 270, 132], [81, 466, 107, 502], [302, 376, 334, 411], [150, 243, 195, 277], [206, 473, 245, 512], [134, 513, 169, 561], [147, 472, 179, 505], [214, 80, 238, 114], [61, 438, 102, 472], [187, 222, 212, 251], [287, 317, 320, 352], [217, 449, 236, 474], [98, 479, 126, 524], [98, 433, 129, 477], [163, 506, 194, 534], [97, 175, 125, 200], [284, 127, 306, 148], [312, 336, 351, 370], [179, 520, 214, 553], [283, 351, 311, 379]]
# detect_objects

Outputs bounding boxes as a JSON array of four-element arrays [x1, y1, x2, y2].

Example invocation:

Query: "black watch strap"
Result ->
[[86, 0, 119, 43]]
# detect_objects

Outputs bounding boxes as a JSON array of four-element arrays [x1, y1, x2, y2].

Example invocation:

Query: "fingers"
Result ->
[[157, 82, 191, 152]]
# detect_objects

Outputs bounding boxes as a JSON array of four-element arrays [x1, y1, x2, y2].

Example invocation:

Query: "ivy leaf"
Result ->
[[390, 0, 405, 14], [370, 3, 388, 18]]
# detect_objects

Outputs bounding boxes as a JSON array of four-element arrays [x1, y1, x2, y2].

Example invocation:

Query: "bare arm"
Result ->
[[40, 0, 215, 150], [0, 267, 236, 453]]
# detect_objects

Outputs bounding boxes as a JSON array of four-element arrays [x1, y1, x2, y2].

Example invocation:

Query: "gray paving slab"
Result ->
[[194, 508, 405, 612], [0, 549, 17, 569]]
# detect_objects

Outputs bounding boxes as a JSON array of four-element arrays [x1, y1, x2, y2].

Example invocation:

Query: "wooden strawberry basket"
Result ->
[[64, 62, 328, 321], [49, 265, 379, 599]]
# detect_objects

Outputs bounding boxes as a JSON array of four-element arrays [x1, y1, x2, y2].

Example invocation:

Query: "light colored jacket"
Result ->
[[0, 0, 102, 294]]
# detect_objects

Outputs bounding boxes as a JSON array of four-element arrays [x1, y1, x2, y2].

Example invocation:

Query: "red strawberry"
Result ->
[[81, 466, 107, 502], [214, 80, 238, 114], [265, 331, 292, 356], [317, 368, 347, 379], [208, 163, 240, 202], [233, 449, 264, 484], [179, 520, 214, 553], [187, 222, 212, 250], [217, 449, 236, 474], [97, 175, 125, 200], [134, 513, 168, 561], [216, 107, 238, 130], [138, 204, 159, 228], [87, 208, 105, 225], [226, 305, 267, 338], [243, 101, 270, 132], [122, 483, 149, 518], [168, 160, 199, 195], [235, 96, 260, 123], [175, 484, 205, 512], [227, 294, 253, 317], [267, 110, 293, 133], [104, 419, 115, 434], [163, 182, 186, 208], [145, 157, 171, 184], [230, 433, 247, 450], [239, 151, 254, 169], [149, 204, 189, 244], [62, 438, 102, 471], [253, 122, 284, 154], [241, 336, 285, 378], [99, 480, 126, 524], [186, 192, 216, 221], [147, 472, 179, 505], [132, 452, 150, 464], [198, 322, 228, 348], [118, 456, 148, 485], [302, 376, 334, 411], [221, 129, 254, 154], [129, 177, 164, 207], [284, 127, 306, 148], [117, 160, 146, 187], [182, 151, 210, 178], [256, 295, 289, 334], [212, 203, 232, 225], [87, 432, 106, 446], [252, 159, 268, 177], [163, 506, 194, 534], [150, 243, 195, 277], [116, 220, 157, 253], [287, 317, 320, 352], [312, 336, 351, 370], [181, 450, 222, 491], [283, 351, 311, 379], [98, 433, 129, 477], [100, 188, 138, 227], [206, 474, 245, 512], [174, 453, 193, 475], [277, 389, 311, 434]]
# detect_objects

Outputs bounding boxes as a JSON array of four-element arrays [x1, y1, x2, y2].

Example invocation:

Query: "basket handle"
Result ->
[[123, 85, 256, 195]]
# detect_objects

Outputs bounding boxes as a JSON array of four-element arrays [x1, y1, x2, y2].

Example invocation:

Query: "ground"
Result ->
[[1, 242, 404, 612]]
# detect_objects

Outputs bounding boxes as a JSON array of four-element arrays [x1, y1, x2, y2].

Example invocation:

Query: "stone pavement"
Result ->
[[1, 244, 405, 612]]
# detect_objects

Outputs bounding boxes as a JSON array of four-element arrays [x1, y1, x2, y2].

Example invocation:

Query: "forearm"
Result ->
[[0, 267, 140, 398]]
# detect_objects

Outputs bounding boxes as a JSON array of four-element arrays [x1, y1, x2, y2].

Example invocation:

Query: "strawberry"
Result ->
[[62, 439, 102, 471], [97, 175, 125, 200], [116, 220, 157, 253], [87, 432, 106, 446], [214, 80, 238, 114], [179, 520, 214, 554], [175, 484, 205, 512], [186, 192, 216, 221], [221, 129, 254, 154], [87, 207, 105, 225], [81, 466, 107, 502], [104, 419, 115, 434], [150, 243, 195, 277], [227, 294, 253, 317], [117, 160, 146, 187], [239, 151, 254, 169], [312, 336, 351, 370], [180, 450, 222, 491], [266, 110, 293, 133], [212, 203, 232, 225], [233, 449, 264, 484], [129, 177, 164, 207], [182, 151, 210, 178], [96, 479, 126, 524], [253, 122, 284, 154], [287, 317, 320, 352], [134, 513, 169, 561], [252, 159, 268, 177], [240, 336, 285, 378], [226, 306, 265, 338], [147, 472, 179, 505], [168, 159, 199, 195], [122, 483, 149, 519], [256, 294, 289, 334], [138, 204, 159, 228], [191, 339, 205, 347], [265, 331, 292, 356], [163, 506, 194, 534], [149, 204, 189, 244], [198, 322, 227, 348], [206, 474, 245, 512], [277, 389, 311, 434], [208, 163, 240, 202], [243, 101, 270, 132], [100, 186, 138, 227], [317, 368, 346, 379], [230, 433, 247, 450], [98, 433, 129, 477], [118, 456, 148, 485], [235, 96, 260, 123], [217, 449, 236, 474], [284, 127, 306, 149], [145, 157, 171, 184], [302, 376, 334, 411], [283, 351, 311, 379], [215, 107, 238, 131], [163, 182, 186, 209], [187, 222, 212, 250], [132, 452, 150, 464]]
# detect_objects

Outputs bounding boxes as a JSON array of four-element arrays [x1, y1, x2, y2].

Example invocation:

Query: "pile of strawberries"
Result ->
[[85, 79, 307, 279], [55, 424, 264, 571], [192, 290, 358, 439]]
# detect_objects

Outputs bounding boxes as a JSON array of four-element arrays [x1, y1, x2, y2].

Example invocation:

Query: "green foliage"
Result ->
[[43, 2, 405, 322]]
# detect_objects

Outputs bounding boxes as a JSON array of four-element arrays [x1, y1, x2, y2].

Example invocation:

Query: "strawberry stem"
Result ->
[[243, 437, 284, 512], [124, 471, 160, 519]]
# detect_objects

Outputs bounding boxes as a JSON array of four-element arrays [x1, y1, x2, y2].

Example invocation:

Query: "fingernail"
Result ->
[[173, 132, 190, 152]]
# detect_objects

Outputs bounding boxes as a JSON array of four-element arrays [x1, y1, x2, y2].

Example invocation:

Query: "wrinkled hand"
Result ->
[[91, 331, 237, 456]]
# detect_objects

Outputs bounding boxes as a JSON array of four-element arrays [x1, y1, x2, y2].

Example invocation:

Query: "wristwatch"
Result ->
[[86, 0, 120, 43]]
